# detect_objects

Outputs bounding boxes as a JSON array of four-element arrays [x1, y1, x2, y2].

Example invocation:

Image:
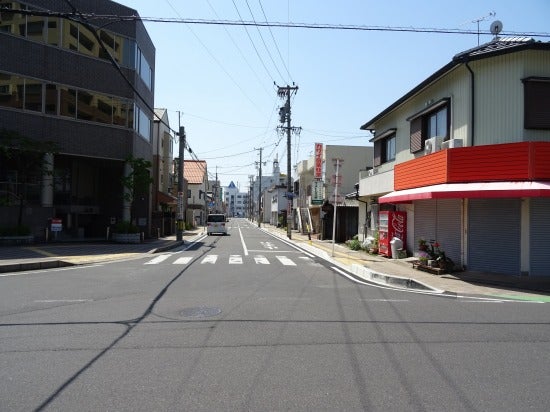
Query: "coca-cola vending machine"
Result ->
[[378, 211, 406, 257]]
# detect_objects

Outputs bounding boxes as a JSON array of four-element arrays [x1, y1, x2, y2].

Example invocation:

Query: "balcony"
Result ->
[[394, 142, 550, 191]]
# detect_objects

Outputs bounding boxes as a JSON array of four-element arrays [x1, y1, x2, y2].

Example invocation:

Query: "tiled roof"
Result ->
[[454, 36, 536, 60], [184, 160, 207, 184]]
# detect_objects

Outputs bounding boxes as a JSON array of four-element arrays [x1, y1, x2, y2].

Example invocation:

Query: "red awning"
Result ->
[[379, 181, 550, 204]]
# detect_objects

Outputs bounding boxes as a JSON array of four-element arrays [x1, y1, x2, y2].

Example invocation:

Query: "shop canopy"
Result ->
[[378, 181, 550, 204]]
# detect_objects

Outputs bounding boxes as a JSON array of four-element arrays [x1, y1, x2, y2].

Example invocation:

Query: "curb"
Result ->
[[0, 260, 74, 273], [261, 227, 441, 293]]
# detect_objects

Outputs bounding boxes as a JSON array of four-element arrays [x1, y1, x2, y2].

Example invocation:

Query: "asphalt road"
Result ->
[[1, 218, 549, 411]]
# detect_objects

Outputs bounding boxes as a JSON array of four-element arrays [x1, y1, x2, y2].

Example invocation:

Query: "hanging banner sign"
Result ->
[[314, 143, 323, 179]]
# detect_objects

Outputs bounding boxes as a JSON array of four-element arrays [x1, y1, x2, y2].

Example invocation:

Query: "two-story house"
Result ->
[[359, 37, 550, 277], [152, 108, 176, 235], [183, 160, 208, 227]]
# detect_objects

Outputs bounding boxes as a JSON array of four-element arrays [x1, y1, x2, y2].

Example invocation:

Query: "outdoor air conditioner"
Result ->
[[424, 136, 444, 154], [441, 138, 463, 150]]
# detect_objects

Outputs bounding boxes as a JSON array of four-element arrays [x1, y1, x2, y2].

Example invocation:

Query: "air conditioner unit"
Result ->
[[424, 136, 444, 154], [441, 138, 463, 150]]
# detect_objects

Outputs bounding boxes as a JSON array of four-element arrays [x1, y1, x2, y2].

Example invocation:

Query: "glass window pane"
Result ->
[[59, 86, 76, 118], [436, 107, 447, 137], [24, 79, 43, 112], [0, 73, 23, 109], [45, 84, 57, 115], [46, 17, 60, 46]]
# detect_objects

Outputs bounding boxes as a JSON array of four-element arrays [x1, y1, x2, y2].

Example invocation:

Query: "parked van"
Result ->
[[206, 214, 228, 235]]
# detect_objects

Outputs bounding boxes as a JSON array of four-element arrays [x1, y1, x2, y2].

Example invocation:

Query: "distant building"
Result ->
[[223, 181, 248, 217]]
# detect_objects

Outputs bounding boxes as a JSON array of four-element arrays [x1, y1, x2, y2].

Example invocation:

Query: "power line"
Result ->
[[205, 0, 272, 98], [164, 0, 265, 113], [257, 0, 293, 83], [231, 0, 276, 83], [3, 7, 549, 38], [244, 0, 285, 84]]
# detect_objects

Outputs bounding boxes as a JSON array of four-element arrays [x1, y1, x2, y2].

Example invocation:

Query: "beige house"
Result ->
[[358, 37, 550, 276]]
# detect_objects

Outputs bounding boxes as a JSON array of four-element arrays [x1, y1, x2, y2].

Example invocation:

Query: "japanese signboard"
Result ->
[[314, 143, 323, 179]]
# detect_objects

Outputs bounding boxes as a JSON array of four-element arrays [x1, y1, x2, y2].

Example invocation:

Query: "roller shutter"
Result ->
[[468, 199, 521, 275], [414, 199, 462, 265], [530, 198, 550, 277]]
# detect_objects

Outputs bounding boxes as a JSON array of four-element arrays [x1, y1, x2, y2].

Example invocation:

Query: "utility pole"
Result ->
[[255, 147, 263, 228], [248, 174, 254, 221], [331, 158, 343, 257], [177, 116, 186, 241], [277, 84, 300, 239]]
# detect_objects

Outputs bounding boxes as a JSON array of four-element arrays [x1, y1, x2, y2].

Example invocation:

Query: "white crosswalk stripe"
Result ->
[[229, 255, 243, 264], [254, 255, 270, 265], [144, 254, 305, 266], [201, 255, 218, 264], [276, 255, 297, 266], [145, 254, 171, 265], [173, 256, 193, 265]]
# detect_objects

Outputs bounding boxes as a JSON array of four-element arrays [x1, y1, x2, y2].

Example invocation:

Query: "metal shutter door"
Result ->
[[530, 198, 550, 277], [414, 199, 461, 265], [435, 199, 462, 266], [468, 198, 521, 275], [414, 200, 437, 243]]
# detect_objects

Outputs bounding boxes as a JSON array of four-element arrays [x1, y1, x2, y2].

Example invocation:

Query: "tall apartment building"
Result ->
[[0, 0, 155, 238]]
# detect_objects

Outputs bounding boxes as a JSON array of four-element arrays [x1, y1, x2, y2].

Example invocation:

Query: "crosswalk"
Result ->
[[144, 253, 316, 267]]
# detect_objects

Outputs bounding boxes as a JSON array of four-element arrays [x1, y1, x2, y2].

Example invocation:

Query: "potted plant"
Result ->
[[369, 231, 379, 254]]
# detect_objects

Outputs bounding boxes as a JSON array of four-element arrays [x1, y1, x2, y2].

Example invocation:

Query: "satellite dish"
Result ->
[[490, 20, 503, 36]]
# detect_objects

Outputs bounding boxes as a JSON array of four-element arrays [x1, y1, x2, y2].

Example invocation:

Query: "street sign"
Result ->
[[312, 180, 324, 204], [51, 218, 62, 232]]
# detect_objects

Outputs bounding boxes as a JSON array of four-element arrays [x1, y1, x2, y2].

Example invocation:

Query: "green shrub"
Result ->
[[114, 221, 139, 234], [347, 238, 362, 251]]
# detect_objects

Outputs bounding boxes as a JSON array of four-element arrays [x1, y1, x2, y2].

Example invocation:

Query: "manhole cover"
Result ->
[[180, 307, 222, 318]]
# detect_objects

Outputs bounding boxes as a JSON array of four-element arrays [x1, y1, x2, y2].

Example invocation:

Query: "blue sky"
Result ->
[[119, 0, 549, 189]]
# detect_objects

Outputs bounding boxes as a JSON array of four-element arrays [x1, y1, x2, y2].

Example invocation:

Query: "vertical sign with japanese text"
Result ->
[[314, 143, 323, 179]]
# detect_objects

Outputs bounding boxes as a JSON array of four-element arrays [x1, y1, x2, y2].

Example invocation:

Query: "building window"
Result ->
[[372, 128, 396, 167], [523, 77, 550, 129], [408, 98, 450, 153]]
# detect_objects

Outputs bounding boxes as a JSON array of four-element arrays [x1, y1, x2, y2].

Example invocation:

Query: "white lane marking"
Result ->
[[145, 254, 171, 265], [173, 256, 193, 265], [239, 228, 249, 256], [254, 255, 270, 265], [229, 255, 243, 264], [201, 255, 218, 264], [276, 256, 296, 266]]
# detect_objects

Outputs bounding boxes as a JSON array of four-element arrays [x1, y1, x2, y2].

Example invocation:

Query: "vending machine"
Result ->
[[378, 211, 407, 257]]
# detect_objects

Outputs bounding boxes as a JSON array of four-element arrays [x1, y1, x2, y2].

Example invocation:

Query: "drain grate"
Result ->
[[180, 306, 222, 318]]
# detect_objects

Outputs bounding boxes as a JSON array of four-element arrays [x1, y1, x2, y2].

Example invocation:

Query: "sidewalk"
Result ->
[[261, 225, 550, 301], [0, 228, 205, 273], [1, 224, 549, 301]]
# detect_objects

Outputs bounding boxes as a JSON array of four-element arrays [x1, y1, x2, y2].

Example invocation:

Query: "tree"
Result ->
[[0, 129, 58, 229], [121, 155, 153, 225]]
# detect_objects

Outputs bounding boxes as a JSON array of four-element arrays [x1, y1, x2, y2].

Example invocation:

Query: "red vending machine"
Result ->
[[378, 211, 407, 257]]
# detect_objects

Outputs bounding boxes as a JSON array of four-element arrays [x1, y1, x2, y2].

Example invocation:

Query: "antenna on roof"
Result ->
[[462, 11, 496, 45], [490, 20, 503, 40]]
